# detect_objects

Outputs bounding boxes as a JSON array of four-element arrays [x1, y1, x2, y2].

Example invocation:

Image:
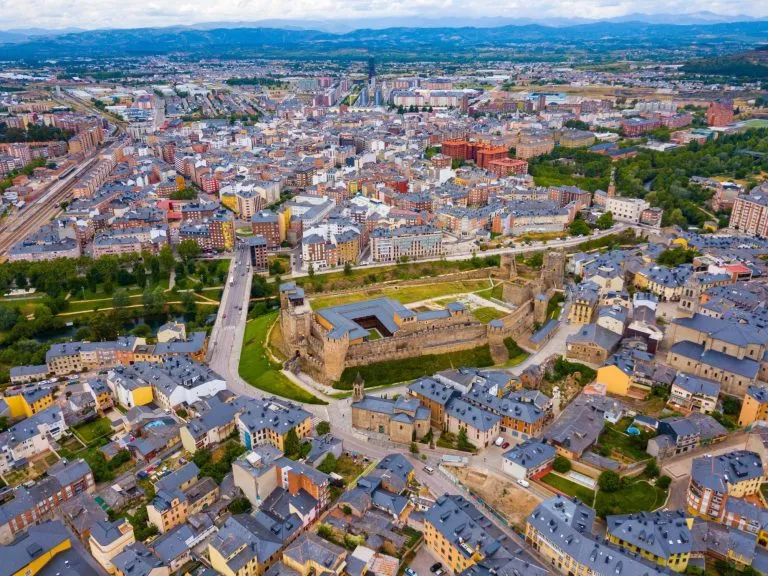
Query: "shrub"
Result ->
[[657, 475, 671, 489], [316, 421, 331, 435]]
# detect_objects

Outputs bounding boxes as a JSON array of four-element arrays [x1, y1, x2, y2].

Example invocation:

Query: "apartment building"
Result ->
[[738, 386, 768, 427], [369, 225, 442, 263], [0, 459, 95, 544], [89, 518, 137, 574], [526, 497, 668, 576], [147, 488, 189, 534], [605, 510, 693, 572], [729, 188, 768, 238], [687, 451, 765, 521]]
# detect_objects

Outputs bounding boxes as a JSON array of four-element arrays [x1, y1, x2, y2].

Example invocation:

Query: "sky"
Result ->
[[0, 0, 765, 30]]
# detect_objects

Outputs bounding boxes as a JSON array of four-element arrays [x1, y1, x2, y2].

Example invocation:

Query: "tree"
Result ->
[[343, 261, 352, 276], [112, 289, 130, 309], [657, 475, 671, 489], [180, 290, 197, 315], [307, 263, 315, 278], [227, 497, 252, 514], [644, 460, 660, 478], [598, 470, 621, 492], [178, 240, 201, 264], [283, 428, 301, 459], [595, 211, 614, 230], [553, 456, 571, 473], [569, 218, 591, 236], [142, 286, 166, 316], [410, 442, 419, 454], [342, 505, 352, 516], [457, 427, 475, 452], [317, 453, 338, 474], [159, 245, 175, 274], [722, 396, 741, 415], [316, 421, 331, 435]]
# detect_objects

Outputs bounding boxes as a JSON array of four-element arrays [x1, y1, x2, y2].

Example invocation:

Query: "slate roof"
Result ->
[[669, 340, 759, 379], [691, 451, 764, 493], [502, 439, 556, 471], [606, 510, 692, 560], [316, 297, 414, 340], [407, 377, 461, 406], [672, 373, 720, 398], [528, 497, 668, 576], [445, 399, 501, 432], [0, 521, 71, 576]]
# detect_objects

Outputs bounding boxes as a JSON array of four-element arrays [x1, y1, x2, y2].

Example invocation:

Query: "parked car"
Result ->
[[405, 569, 418, 576], [430, 563, 443, 574], [517, 479, 530, 488], [423, 466, 435, 475], [502, 442, 510, 449]]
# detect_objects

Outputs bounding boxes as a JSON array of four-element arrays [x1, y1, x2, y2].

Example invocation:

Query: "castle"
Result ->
[[278, 279, 535, 383]]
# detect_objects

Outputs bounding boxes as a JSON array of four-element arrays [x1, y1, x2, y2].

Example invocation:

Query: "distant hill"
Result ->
[[0, 20, 767, 60], [682, 46, 768, 80]]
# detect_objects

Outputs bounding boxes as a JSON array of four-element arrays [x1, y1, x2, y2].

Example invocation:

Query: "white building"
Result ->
[[605, 197, 650, 223]]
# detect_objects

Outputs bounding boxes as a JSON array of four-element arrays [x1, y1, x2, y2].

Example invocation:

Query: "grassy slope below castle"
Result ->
[[239, 312, 327, 404]]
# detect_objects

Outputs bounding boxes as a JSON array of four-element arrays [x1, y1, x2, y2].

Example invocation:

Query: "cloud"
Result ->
[[0, 0, 764, 30]]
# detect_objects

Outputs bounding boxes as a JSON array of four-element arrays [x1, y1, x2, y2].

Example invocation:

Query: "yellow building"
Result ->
[[738, 386, 768, 427], [605, 511, 694, 572], [597, 363, 632, 396], [424, 496, 488, 575], [89, 518, 136, 574], [4, 387, 54, 418], [568, 291, 598, 325], [3, 521, 72, 576]]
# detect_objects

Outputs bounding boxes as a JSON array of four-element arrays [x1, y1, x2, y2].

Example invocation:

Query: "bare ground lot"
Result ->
[[451, 467, 541, 529]]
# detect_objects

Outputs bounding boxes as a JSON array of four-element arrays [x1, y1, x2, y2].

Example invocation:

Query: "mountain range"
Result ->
[[0, 18, 766, 61]]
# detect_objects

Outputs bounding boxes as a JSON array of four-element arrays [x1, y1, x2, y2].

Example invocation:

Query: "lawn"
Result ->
[[309, 279, 491, 310], [475, 283, 505, 301], [501, 337, 529, 367], [239, 312, 327, 404], [336, 345, 494, 389], [72, 417, 113, 445], [595, 480, 667, 517], [472, 307, 507, 323], [540, 473, 595, 504]]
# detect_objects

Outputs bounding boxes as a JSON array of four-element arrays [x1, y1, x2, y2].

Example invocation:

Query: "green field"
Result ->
[[472, 306, 507, 323], [239, 312, 326, 404], [541, 473, 595, 504], [309, 279, 491, 310], [595, 480, 667, 517], [72, 417, 113, 445], [336, 345, 494, 389]]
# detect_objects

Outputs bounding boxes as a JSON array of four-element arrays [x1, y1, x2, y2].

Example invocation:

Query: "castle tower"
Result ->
[[534, 293, 549, 325], [352, 372, 365, 403]]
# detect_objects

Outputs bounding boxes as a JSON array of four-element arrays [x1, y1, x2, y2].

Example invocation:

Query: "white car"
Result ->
[[494, 436, 504, 447], [517, 479, 530, 488]]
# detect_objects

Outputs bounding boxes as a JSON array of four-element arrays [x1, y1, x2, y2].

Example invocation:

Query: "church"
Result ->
[[350, 374, 431, 444]]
